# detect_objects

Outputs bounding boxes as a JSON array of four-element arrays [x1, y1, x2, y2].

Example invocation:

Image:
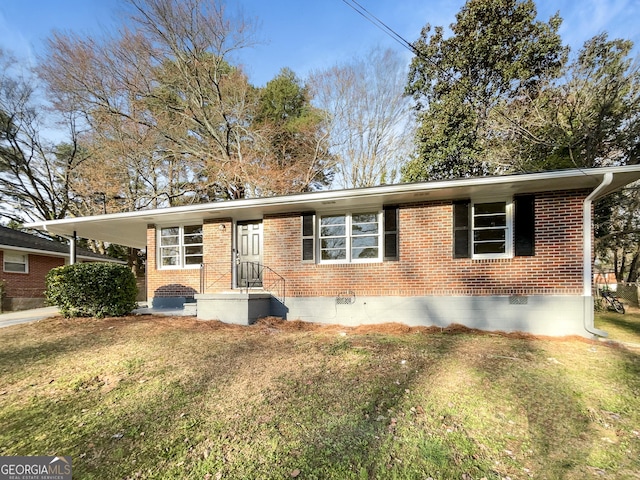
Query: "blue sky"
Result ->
[[1, 0, 639, 86]]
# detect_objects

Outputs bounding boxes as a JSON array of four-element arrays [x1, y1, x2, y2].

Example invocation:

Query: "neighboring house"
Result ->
[[594, 271, 618, 289], [26, 166, 640, 337], [0, 226, 123, 311]]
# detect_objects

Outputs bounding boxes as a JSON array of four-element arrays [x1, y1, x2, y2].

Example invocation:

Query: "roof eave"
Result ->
[[24, 166, 640, 248]]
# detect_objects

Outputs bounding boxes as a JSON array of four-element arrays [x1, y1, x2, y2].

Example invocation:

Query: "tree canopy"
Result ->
[[37, 0, 333, 211], [403, 0, 639, 181], [252, 68, 333, 195], [310, 47, 415, 188], [403, 0, 566, 181], [489, 33, 640, 172], [0, 49, 88, 223]]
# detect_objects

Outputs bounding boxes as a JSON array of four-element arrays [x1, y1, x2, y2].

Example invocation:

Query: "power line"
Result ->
[[340, 0, 451, 82], [340, 0, 419, 56]]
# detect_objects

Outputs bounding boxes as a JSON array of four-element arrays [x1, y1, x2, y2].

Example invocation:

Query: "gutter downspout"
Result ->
[[583, 172, 613, 338]]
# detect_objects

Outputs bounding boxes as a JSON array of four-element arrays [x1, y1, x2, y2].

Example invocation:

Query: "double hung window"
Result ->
[[319, 212, 381, 262], [159, 225, 203, 268], [3, 250, 28, 273], [453, 196, 535, 259], [472, 201, 511, 257]]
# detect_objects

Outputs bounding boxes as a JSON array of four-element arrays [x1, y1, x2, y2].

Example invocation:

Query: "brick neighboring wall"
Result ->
[[147, 190, 588, 300], [1, 250, 64, 299], [263, 190, 587, 297]]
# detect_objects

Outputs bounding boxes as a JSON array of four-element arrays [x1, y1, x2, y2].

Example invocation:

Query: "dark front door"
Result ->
[[237, 221, 263, 287]]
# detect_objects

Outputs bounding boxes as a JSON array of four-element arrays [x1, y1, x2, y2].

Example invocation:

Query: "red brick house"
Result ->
[[26, 166, 640, 336], [0, 226, 123, 311]]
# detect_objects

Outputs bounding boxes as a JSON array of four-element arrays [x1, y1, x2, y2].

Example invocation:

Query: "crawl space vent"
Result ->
[[336, 291, 356, 305], [509, 295, 529, 305]]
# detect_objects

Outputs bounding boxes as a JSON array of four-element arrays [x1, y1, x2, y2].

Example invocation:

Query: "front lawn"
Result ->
[[0, 313, 638, 479]]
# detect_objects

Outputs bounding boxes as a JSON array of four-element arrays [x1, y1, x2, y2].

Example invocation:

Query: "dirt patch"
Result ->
[[253, 317, 603, 344]]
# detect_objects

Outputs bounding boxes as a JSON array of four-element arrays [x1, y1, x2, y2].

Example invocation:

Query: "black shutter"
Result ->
[[383, 206, 399, 261], [302, 212, 315, 262], [514, 195, 535, 256], [453, 200, 471, 258]]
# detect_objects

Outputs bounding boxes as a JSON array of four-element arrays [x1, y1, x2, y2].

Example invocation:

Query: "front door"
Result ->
[[236, 221, 263, 288]]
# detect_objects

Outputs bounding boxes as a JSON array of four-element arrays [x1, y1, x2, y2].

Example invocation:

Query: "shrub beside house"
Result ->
[[46, 263, 138, 318]]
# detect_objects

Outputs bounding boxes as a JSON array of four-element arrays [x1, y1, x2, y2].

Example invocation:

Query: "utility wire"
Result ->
[[340, 0, 419, 56], [341, 0, 454, 87]]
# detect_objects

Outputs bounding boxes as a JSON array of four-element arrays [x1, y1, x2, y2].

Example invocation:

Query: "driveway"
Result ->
[[0, 306, 60, 328]]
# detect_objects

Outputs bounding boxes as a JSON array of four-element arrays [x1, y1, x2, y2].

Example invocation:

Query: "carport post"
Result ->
[[70, 231, 77, 265]]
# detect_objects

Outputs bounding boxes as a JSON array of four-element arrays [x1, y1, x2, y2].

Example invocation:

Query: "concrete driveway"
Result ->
[[0, 306, 60, 328]]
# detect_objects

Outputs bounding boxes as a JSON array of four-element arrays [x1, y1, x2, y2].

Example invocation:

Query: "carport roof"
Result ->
[[25, 166, 640, 249]]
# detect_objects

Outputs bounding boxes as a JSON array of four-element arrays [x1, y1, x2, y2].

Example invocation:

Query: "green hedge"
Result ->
[[46, 263, 138, 318]]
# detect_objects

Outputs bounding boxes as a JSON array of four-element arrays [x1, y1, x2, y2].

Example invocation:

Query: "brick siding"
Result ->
[[146, 218, 233, 300], [148, 190, 588, 300], [263, 190, 587, 297]]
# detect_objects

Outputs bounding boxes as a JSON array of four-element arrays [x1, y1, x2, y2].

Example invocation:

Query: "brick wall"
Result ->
[[263, 190, 587, 297], [147, 190, 588, 301], [1, 250, 65, 308], [146, 218, 233, 300]]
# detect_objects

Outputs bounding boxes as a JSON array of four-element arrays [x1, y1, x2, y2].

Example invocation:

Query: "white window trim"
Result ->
[[471, 199, 513, 259], [318, 211, 382, 264], [157, 225, 203, 270], [3, 250, 29, 274]]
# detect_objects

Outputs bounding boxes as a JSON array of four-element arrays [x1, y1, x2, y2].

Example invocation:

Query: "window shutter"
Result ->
[[514, 195, 535, 256], [302, 212, 315, 262], [453, 200, 471, 258], [383, 206, 399, 261]]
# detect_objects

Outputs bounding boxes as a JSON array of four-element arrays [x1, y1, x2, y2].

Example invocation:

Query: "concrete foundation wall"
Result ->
[[284, 295, 588, 337], [2, 297, 47, 312], [195, 293, 271, 325], [177, 292, 591, 337]]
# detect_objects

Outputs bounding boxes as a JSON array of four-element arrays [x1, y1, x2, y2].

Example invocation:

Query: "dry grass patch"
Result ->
[[0, 314, 639, 479]]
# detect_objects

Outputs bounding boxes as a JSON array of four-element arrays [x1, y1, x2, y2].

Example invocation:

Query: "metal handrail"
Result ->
[[200, 261, 286, 304], [200, 262, 233, 294], [238, 261, 286, 304]]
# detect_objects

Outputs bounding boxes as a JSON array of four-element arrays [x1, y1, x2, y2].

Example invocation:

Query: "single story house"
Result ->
[[26, 166, 640, 337], [0, 225, 123, 311]]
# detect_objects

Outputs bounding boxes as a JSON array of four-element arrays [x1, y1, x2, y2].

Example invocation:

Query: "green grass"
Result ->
[[0, 313, 639, 479], [596, 309, 640, 344]]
